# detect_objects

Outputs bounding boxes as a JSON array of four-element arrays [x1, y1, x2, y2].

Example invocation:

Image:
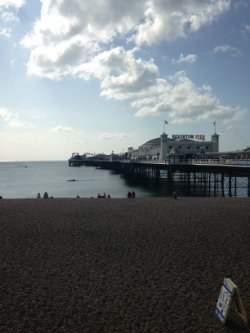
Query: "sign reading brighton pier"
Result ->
[[172, 134, 205, 140]]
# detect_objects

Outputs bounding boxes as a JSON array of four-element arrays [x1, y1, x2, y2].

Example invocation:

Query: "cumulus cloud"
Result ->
[[128, 0, 230, 45], [21, 0, 230, 78], [98, 132, 130, 141], [172, 54, 197, 64], [50, 125, 74, 133], [131, 71, 246, 124], [18, 0, 245, 126], [0, 0, 25, 23], [213, 45, 242, 57]]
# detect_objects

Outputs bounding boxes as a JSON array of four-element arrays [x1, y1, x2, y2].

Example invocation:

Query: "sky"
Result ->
[[0, 0, 249, 161]]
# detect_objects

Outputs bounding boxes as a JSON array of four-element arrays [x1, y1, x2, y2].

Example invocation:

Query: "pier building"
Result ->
[[129, 132, 219, 161]]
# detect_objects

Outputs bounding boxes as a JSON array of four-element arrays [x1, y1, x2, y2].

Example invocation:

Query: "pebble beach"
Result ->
[[1, 197, 250, 332]]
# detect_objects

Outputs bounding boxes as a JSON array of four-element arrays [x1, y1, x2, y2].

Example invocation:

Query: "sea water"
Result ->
[[0, 161, 169, 199], [0, 161, 248, 199]]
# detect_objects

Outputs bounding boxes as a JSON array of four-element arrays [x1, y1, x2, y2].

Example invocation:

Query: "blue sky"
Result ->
[[0, 0, 249, 161]]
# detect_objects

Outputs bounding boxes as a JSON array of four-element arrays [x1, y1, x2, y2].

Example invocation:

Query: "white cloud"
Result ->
[[0, 107, 33, 127], [131, 71, 246, 124], [0, 107, 13, 121], [98, 132, 130, 141], [50, 125, 74, 133], [8, 118, 33, 128], [21, 0, 230, 78], [234, 1, 247, 10], [0, 27, 11, 36], [0, 0, 25, 23], [18, 0, 246, 126], [129, 0, 230, 45], [241, 24, 250, 37], [1, 10, 18, 22], [213, 45, 243, 57], [172, 54, 197, 64], [202, 84, 212, 92], [0, 0, 25, 9], [10, 58, 16, 66]]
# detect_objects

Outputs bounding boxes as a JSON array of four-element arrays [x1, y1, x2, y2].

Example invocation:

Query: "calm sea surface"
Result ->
[[0, 161, 248, 198], [0, 161, 170, 199]]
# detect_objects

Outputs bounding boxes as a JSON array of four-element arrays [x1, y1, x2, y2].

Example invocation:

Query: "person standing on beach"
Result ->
[[37, 193, 41, 198], [43, 192, 48, 198]]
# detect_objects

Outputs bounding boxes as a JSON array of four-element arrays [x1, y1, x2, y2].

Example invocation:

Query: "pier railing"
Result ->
[[125, 159, 250, 166], [126, 159, 223, 165]]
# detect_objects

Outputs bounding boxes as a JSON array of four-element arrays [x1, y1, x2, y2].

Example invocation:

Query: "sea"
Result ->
[[0, 161, 170, 199], [0, 161, 248, 199]]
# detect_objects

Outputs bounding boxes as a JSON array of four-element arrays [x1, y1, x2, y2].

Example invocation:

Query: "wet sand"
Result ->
[[1, 198, 250, 332]]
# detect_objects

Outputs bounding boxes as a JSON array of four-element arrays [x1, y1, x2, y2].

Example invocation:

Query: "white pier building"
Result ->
[[129, 132, 219, 161]]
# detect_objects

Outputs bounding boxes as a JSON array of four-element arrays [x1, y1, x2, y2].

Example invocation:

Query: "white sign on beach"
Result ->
[[215, 278, 248, 325]]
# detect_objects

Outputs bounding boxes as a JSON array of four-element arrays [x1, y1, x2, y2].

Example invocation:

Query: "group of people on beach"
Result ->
[[127, 191, 136, 198], [37, 192, 52, 199], [97, 193, 111, 198]]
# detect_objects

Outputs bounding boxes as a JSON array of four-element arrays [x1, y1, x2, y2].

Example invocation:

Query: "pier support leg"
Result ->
[[168, 167, 172, 188], [193, 173, 196, 195], [221, 172, 224, 197], [188, 172, 190, 193], [229, 173, 232, 197], [235, 176, 237, 197], [209, 172, 211, 196], [204, 172, 207, 194], [248, 177, 250, 197], [214, 173, 217, 197]]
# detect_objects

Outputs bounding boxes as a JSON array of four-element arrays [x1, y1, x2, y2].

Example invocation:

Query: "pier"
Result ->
[[74, 159, 250, 197]]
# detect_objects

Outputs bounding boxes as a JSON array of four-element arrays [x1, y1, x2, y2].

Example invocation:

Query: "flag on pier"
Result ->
[[213, 121, 217, 132], [164, 120, 168, 132]]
